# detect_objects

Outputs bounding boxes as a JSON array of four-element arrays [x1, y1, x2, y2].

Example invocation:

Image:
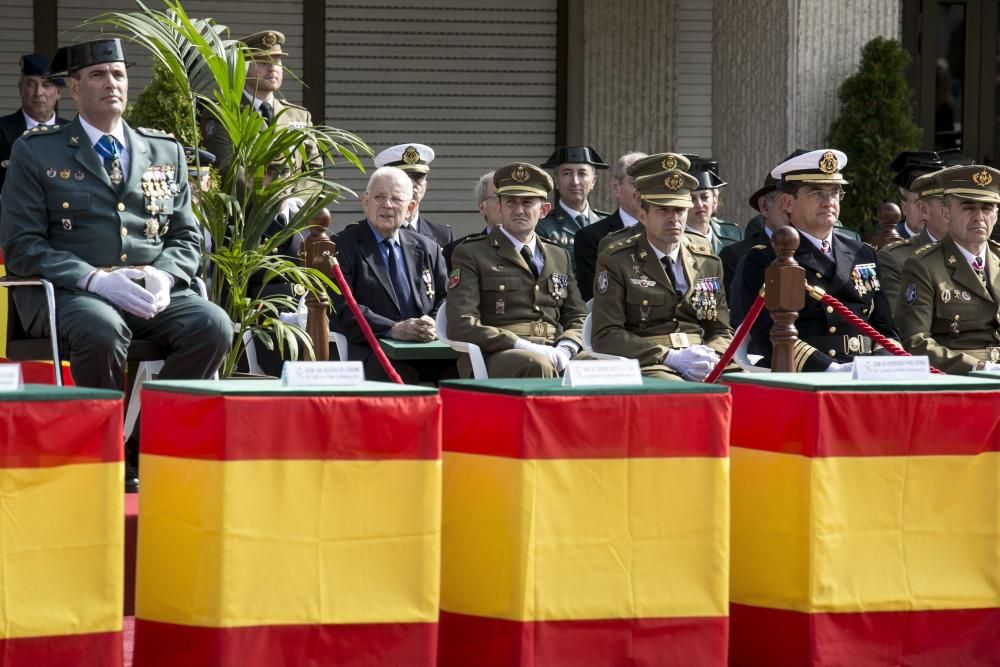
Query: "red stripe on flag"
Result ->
[[0, 399, 122, 467], [438, 611, 728, 667], [441, 389, 730, 459], [141, 393, 441, 460], [727, 384, 1000, 457], [134, 619, 437, 666], [730, 603, 1000, 666], [0, 630, 122, 666]]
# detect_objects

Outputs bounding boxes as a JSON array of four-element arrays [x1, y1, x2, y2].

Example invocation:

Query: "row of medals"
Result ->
[[141, 166, 179, 240], [851, 264, 879, 297], [692, 278, 719, 321]]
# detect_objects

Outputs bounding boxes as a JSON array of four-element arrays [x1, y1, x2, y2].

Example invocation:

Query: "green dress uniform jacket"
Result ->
[[685, 216, 743, 254], [896, 237, 1000, 374], [877, 229, 933, 313], [591, 231, 734, 376], [535, 204, 608, 254], [446, 226, 587, 370]]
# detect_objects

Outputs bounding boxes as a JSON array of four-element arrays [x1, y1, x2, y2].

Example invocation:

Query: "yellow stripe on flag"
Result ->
[[441, 452, 729, 621], [136, 455, 441, 627], [732, 447, 1000, 612], [0, 463, 123, 639]]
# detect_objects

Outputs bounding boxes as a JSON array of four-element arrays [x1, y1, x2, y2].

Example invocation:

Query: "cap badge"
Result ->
[[972, 169, 993, 187], [511, 165, 530, 183], [402, 146, 420, 165], [261, 32, 278, 48], [665, 173, 684, 190], [661, 155, 678, 170], [818, 151, 838, 174]]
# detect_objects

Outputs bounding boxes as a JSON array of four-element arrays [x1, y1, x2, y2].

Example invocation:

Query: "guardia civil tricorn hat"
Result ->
[[48, 39, 129, 76]]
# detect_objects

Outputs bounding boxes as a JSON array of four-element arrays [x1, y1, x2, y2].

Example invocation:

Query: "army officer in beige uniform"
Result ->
[[591, 169, 734, 380], [446, 162, 587, 377], [896, 165, 1000, 374]]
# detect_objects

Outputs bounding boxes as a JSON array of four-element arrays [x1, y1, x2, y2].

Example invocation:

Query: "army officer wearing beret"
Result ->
[[591, 168, 734, 380], [0, 38, 232, 392], [447, 162, 587, 378]]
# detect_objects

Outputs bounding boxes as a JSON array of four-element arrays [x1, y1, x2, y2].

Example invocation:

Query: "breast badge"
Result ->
[[904, 283, 916, 305], [596, 270, 608, 295]]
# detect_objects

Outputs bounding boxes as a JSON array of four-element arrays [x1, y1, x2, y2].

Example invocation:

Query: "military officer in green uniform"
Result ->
[[684, 156, 743, 254], [0, 37, 231, 390], [591, 168, 734, 380], [447, 162, 587, 378], [201, 29, 321, 185], [878, 167, 950, 312], [896, 165, 1000, 374], [535, 146, 610, 255]]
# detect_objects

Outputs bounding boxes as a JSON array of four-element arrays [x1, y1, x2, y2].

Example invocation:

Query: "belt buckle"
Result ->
[[532, 321, 546, 337], [987, 346, 1000, 363], [669, 332, 690, 348], [845, 335, 861, 354]]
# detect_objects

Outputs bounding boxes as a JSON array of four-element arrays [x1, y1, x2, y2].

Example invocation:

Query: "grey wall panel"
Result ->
[[0, 2, 37, 120]]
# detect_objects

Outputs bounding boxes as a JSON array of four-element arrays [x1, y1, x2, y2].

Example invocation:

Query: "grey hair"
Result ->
[[474, 171, 496, 205], [611, 152, 647, 181], [366, 166, 413, 194]]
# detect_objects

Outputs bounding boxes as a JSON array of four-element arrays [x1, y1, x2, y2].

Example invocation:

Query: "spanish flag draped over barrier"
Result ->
[[439, 378, 731, 666], [134, 380, 442, 667], [0, 386, 123, 666], [727, 373, 1000, 666]]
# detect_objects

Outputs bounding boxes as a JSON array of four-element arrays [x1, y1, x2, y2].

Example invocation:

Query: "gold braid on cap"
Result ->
[[261, 32, 278, 47], [661, 155, 678, 170], [511, 165, 530, 183], [402, 146, 420, 165], [665, 173, 684, 190], [972, 170, 993, 187]]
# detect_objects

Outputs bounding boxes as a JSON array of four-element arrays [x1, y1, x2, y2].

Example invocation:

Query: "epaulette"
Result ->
[[22, 124, 64, 139], [593, 208, 612, 219], [989, 239, 1000, 253], [914, 241, 940, 257], [137, 126, 177, 140], [686, 241, 714, 256], [279, 99, 307, 112], [458, 231, 487, 245], [538, 235, 563, 246], [881, 238, 911, 253], [605, 232, 642, 253]]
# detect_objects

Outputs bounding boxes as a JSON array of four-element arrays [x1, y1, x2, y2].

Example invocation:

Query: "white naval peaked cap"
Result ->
[[374, 143, 436, 174], [770, 149, 849, 185]]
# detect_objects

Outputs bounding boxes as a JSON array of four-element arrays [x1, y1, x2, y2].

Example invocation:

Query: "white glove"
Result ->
[[514, 339, 565, 372], [825, 361, 855, 373], [982, 362, 1000, 371], [552, 341, 578, 372], [285, 197, 305, 219], [87, 268, 157, 319], [142, 266, 174, 313], [665, 344, 720, 381]]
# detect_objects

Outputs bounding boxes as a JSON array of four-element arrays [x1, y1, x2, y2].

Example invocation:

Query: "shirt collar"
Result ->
[[559, 200, 590, 221], [954, 240, 985, 271], [797, 227, 833, 252], [406, 209, 420, 227], [248, 92, 275, 110], [499, 225, 537, 257], [904, 222, 921, 238], [78, 115, 126, 151], [22, 110, 55, 129], [367, 220, 400, 246], [619, 207, 639, 228], [648, 238, 681, 263]]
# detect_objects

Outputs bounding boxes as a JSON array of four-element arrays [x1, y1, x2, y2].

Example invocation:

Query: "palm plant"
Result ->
[[87, 0, 370, 376]]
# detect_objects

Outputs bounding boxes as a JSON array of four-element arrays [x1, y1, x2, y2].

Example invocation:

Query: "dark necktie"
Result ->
[[820, 239, 831, 255], [95, 134, 123, 189], [259, 101, 274, 125], [520, 245, 539, 278], [574, 213, 586, 229], [383, 239, 418, 318], [973, 256, 986, 285], [661, 256, 680, 294]]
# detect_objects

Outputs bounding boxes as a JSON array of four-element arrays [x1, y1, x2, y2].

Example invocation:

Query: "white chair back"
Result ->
[[435, 300, 489, 379]]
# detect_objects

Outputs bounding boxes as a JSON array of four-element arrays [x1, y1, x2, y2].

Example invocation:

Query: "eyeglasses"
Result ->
[[799, 188, 846, 202], [371, 194, 410, 207]]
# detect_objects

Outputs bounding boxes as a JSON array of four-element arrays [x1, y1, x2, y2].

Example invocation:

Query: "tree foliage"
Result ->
[[125, 60, 199, 146], [827, 37, 922, 237]]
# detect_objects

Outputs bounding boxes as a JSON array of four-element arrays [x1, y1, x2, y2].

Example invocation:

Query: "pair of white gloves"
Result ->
[[82, 266, 174, 319], [663, 344, 720, 382], [514, 339, 579, 373]]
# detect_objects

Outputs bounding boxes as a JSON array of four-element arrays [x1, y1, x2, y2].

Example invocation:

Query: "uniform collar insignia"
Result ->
[[69, 136, 79, 145], [947, 255, 957, 265]]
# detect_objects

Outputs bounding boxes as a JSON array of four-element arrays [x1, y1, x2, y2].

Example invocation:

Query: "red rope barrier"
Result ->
[[806, 285, 945, 374], [705, 292, 766, 384], [328, 260, 405, 384]]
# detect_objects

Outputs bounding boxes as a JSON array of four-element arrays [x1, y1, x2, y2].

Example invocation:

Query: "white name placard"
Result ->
[[562, 358, 643, 387], [852, 355, 930, 381], [0, 364, 23, 391], [281, 361, 365, 386]]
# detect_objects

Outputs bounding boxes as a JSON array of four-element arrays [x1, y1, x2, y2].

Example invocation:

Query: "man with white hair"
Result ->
[[331, 166, 447, 381], [443, 170, 502, 271], [374, 143, 454, 247]]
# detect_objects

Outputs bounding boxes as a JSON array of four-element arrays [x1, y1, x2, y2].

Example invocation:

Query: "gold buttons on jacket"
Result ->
[[498, 285, 506, 292], [120, 228, 128, 237], [825, 306, 834, 314], [62, 201, 70, 209], [117, 202, 126, 212], [641, 299, 649, 306], [120, 253, 128, 262], [828, 326, 836, 334], [534, 285, 540, 291], [828, 349, 837, 356]]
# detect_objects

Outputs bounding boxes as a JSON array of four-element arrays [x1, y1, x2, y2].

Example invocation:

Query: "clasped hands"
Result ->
[[514, 339, 577, 372], [86, 266, 173, 319], [390, 315, 437, 342], [664, 344, 720, 381]]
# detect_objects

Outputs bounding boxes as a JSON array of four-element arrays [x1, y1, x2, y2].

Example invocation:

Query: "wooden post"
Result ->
[[303, 209, 336, 362], [765, 226, 805, 372], [872, 201, 902, 249]]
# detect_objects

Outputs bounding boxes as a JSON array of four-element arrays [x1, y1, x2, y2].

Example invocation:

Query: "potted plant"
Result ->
[[89, 0, 370, 376]]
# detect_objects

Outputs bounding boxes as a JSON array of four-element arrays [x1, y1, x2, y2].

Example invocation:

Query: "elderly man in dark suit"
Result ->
[[0, 54, 68, 192], [332, 166, 447, 381], [374, 143, 454, 248]]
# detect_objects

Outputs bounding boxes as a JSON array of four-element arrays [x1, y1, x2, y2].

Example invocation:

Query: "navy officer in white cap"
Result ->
[[373, 143, 454, 247], [731, 148, 899, 372]]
